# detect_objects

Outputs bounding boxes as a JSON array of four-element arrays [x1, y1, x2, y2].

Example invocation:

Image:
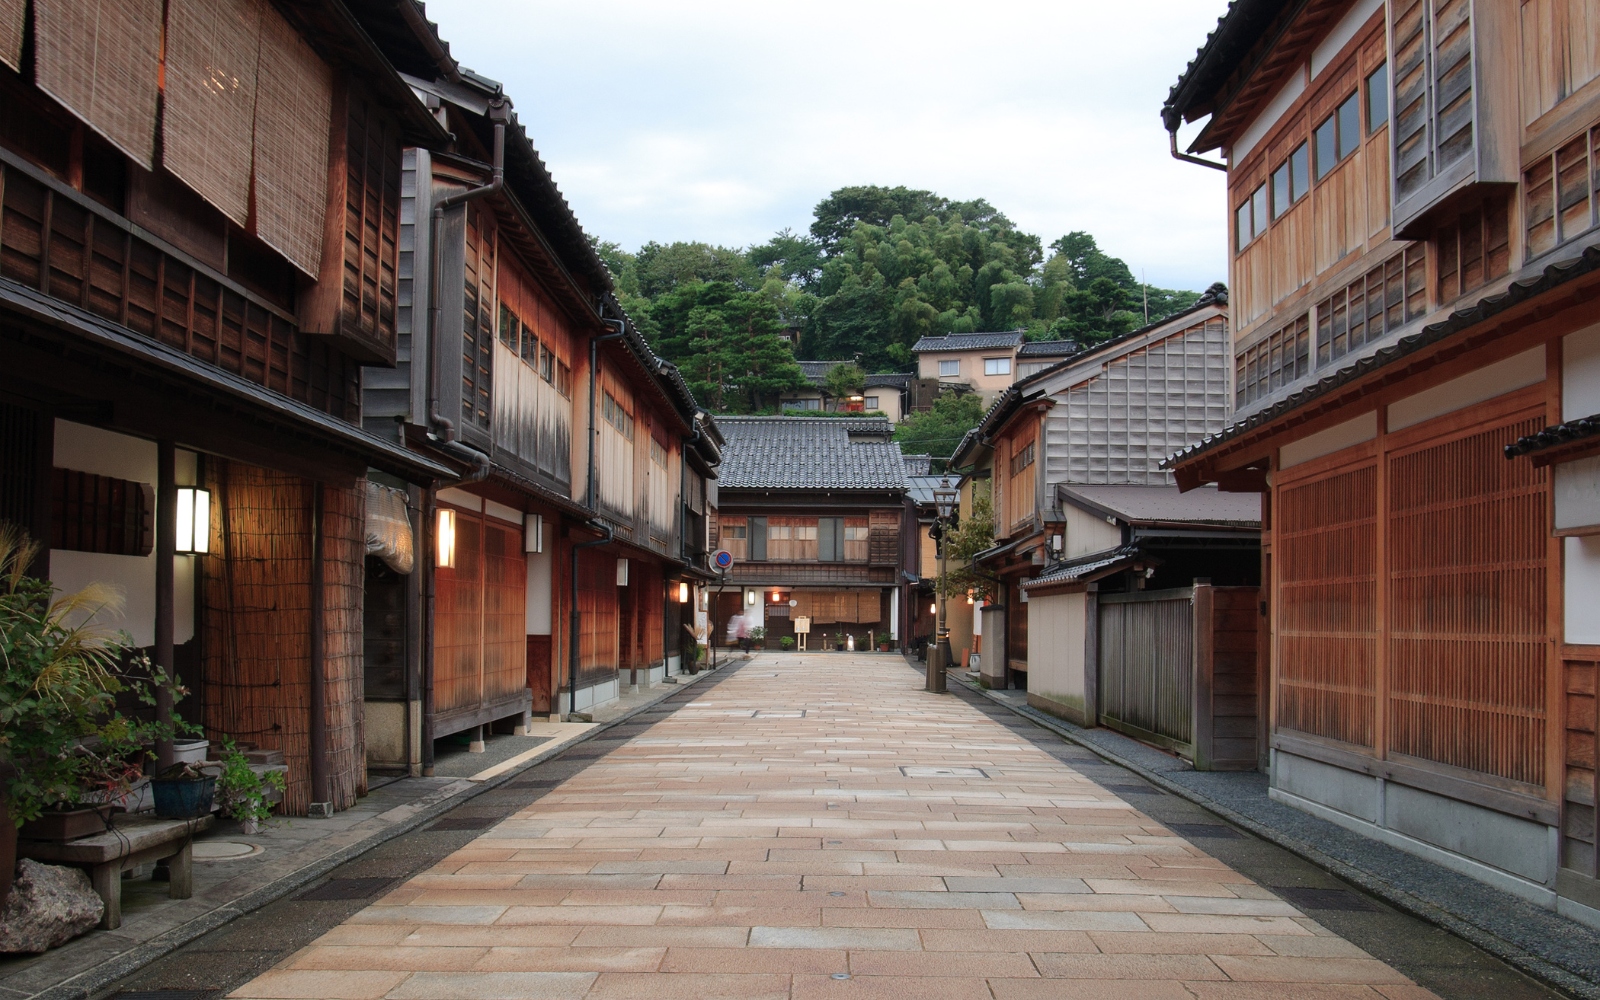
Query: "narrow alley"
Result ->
[[108, 654, 1562, 1000]]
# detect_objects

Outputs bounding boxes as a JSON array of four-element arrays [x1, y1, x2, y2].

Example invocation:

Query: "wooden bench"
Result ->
[[18, 814, 214, 929]]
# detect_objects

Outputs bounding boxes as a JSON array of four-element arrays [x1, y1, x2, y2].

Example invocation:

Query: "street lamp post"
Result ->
[[927, 477, 959, 694]]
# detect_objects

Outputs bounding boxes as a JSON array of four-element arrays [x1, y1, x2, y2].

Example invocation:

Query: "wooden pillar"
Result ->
[[308, 481, 330, 811], [154, 440, 176, 769]]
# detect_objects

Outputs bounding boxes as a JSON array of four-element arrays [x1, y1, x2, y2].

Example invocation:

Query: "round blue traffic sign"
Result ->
[[712, 549, 734, 570]]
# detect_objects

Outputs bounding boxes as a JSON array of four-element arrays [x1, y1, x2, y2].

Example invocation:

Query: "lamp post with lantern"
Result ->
[[927, 476, 959, 693]]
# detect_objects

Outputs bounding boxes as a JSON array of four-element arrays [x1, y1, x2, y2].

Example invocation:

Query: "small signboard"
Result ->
[[711, 549, 734, 571], [793, 616, 811, 634]]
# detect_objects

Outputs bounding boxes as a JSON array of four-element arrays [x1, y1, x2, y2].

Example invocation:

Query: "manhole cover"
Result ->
[[1167, 823, 1243, 839], [192, 842, 262, 861], [1275, 886, 1379, 911], [899, 766, 989, 778], [296, 877, 397, 901]]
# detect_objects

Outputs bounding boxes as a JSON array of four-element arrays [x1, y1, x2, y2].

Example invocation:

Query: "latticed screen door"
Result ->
[[1386, 412, 1548, 786], [1276, 463, 1379, 748]]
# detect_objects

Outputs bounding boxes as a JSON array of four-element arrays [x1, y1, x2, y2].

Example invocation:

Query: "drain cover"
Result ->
[[1104, 782, 1162, 795], [429, 815, 498, 831], [1167, 822, 1243, 839], [296, 877, 397, 901], [192, 842, 261, 861], [900, 765, 988, 778], [1275, 886, 1378, 911]]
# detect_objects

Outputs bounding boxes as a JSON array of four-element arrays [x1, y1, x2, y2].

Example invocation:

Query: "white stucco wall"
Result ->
[[1026, 591, 1086, 719]]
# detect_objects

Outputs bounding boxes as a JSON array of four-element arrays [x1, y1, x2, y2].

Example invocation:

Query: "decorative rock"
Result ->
[[0, 860, 104, 953]]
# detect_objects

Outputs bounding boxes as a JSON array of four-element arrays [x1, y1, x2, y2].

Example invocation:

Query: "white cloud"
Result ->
[[421, 0, 1231, 290]]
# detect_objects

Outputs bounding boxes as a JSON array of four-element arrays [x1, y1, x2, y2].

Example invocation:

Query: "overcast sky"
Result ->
[[421, 1, 1231, 291]]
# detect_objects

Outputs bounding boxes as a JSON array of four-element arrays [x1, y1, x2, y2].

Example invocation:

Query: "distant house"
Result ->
[[1016, 340, 1081, 378], [780, 362, 910, 424], [911, 331, 1027, 404], [712, 417, 910, 651]]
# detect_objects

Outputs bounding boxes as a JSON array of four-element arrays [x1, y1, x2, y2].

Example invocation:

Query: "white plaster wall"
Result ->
[[526, 518, 552, 635], [49, 420, 195, 648], [1387, 347, 1545, 431], [1565, 322, 1600, 420], [1026, 592, 1086, 714], [1063, 504, 1122, 558], [1566, 535, 1600, 645]]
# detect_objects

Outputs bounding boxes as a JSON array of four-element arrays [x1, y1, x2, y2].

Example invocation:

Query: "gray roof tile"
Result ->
[[911, 331, 1026, 353], [716, 416, 908, 491]]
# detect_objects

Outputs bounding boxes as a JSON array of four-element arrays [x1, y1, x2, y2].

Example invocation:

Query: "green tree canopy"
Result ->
[[824, 362, 866, 399], [893, 391, 987, 463], [643, 281, 806, 413]]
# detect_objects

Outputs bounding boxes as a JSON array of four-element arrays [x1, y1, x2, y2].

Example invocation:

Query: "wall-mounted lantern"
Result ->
[[771, 590, 782, 603], [678, 581, 690, 604], [175, 488, 211, 554], [617, 558, 630, 586], [436, 508, 457, 568], [524, 513, 544, 553], [746, 590, 756, 605]]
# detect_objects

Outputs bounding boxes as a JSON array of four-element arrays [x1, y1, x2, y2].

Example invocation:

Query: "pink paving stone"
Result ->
[[223, 653, 1435, 999]]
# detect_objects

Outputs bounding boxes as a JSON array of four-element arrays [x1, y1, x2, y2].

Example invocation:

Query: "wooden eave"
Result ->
[[1188, 0, 1347, 155]]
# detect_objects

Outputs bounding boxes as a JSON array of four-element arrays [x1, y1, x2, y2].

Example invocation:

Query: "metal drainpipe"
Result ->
[[309, 482, 329, 811], [154, 441, 176, 770], [1168, 129, 1227, 172], [568, 522, 614, 717]]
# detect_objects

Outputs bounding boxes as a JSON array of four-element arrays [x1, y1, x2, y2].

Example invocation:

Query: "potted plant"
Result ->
[[833, 632, 846, 652], [878, 639, 891, 653], [778, 636, 794, 652], [215, 742, 285, 834], [0, 525, 168, 876], [151, 759, 217, 819], [749, 626, 767, 651]]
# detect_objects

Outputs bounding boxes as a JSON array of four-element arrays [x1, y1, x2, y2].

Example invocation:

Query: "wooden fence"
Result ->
[[1095, 583, 1260, 771]]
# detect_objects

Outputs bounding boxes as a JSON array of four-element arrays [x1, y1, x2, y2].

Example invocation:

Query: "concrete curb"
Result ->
[[942, 669, 1599, 1000], [33, 659, 749, 1000]]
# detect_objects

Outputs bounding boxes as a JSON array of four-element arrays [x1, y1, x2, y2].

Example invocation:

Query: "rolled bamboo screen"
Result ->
[[163, 0, 261, 225], [201, 461, 366, 814], [252, 3, 332, 277], [34, 0, 162, 168], [789, 590, 881, 624], [1277, 463, 1378, 748], [0, 0, 23, 71], [576, 547, 618, 688], [434, 513, 483, 717], [482, 519, 528, 707], [321, 478, 367, 806]]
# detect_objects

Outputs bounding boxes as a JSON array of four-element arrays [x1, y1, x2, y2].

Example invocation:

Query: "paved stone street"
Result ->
[[206, 652, 1483, 1000]]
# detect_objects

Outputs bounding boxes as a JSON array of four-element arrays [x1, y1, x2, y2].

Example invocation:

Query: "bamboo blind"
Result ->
[[1277, 463, 1378, 748], [576, 547, 618, 687], [342, 94, 402, 348], [163, 0, 261, 225], [251, 3, 332, 277], [1386, 415, 1547, 786], [321, 479, 366, 807], [462, 204, 495, 430], [34, 0, 162, 168], [482, 518, 528, 705], [0, 0, 23, 71], [790, 589, 880, 624]]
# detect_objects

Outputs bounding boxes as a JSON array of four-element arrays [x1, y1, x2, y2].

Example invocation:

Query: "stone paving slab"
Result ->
[[225, 653, 1447, 1000], [0, 663, 738, 1000]]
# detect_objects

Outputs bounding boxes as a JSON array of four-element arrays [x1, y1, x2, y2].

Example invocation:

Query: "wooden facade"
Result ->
[[1164, 0, 1600, 922]]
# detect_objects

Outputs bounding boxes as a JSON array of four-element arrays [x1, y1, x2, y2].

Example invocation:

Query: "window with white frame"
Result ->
[[938, 359, 960, 377], [984, 357, 1011, 376]]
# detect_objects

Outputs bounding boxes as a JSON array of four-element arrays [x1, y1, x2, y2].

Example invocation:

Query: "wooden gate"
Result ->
[[1096, 584, 1260, 769], [1097, 589, 1195, 754]]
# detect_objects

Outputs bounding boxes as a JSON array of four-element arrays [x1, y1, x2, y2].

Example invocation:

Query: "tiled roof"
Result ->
[[911, 331, 1026, 353], [1165, 243, 1600, 471], [1022, 545, 1144, 590], [1061, 485, 1260, 527], [906, 473, 953, 505], [903, 454, 932, 476], [716, 416, 908, 491], [1505, 413, 1600, 459], [798, 360, 848, 384], [865, 373, 912, 388], [1017, 339, 1080, 358]]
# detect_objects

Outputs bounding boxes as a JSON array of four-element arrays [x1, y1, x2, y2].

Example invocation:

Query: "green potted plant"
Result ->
[[834, 632, 846, 651], [778, 635, 794, 652], [749, 626, 767, 651], [215, 741, 285, 834], [0, 524, 160, 893]]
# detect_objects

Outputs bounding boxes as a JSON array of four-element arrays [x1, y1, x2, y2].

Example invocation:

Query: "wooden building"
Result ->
[[711, 417, 909, 651], [951, 289, 1244, 693], [0, 0, 461, 814], [360, 63, 718, 769], [1162, 0, 1600, 925]]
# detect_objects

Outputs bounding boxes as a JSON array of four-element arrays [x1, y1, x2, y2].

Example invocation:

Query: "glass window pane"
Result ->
[[1315, 115, 1337, 179], [1272, 163, 1290, 219], [1237, 201, 1252, 250], [1251, 185, 1268, 238], [1366, 63, 1388, 134], [1338, 94, 1360, 159], [1290, 144, 1309, 200], [939, 359, 959, 376]]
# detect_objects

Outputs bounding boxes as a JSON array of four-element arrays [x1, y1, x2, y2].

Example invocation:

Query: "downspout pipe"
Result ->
[[568, 521, 614, 717], [1169, 128, 1228, 172], [427, 99, 509, 446]]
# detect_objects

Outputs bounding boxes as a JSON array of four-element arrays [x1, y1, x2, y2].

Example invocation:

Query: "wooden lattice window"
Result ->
[[460, 204, 495, 432], [1525, 125, 1599, 261], [1276, 463, 1378, 748], [51, 467, 153, 556], [1237, 314, 1310, 407], [1315, 246, 1427, 368], [1436, 194, 1510, 305], [1386, 413, 1547, 786]]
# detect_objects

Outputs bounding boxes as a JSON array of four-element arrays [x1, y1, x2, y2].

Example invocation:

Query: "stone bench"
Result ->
[[18, 814, 214, 930]]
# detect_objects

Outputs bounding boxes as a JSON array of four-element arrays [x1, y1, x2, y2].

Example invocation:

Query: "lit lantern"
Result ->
[[435, 508, 456, 568], [524, 513, 544, 553], [678, 581, 690, 604], [175, 488, 211, 554], [930, 602, 937, 614], [746, 590, 756, 605], [966, 590, 975, 605], [771, 591, 782, 603], [617, 558, 630, 586]]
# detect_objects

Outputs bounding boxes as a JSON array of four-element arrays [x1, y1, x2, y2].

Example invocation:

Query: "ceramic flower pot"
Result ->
[[151, 776, 215, 818], [18, 804, 114, 842]]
